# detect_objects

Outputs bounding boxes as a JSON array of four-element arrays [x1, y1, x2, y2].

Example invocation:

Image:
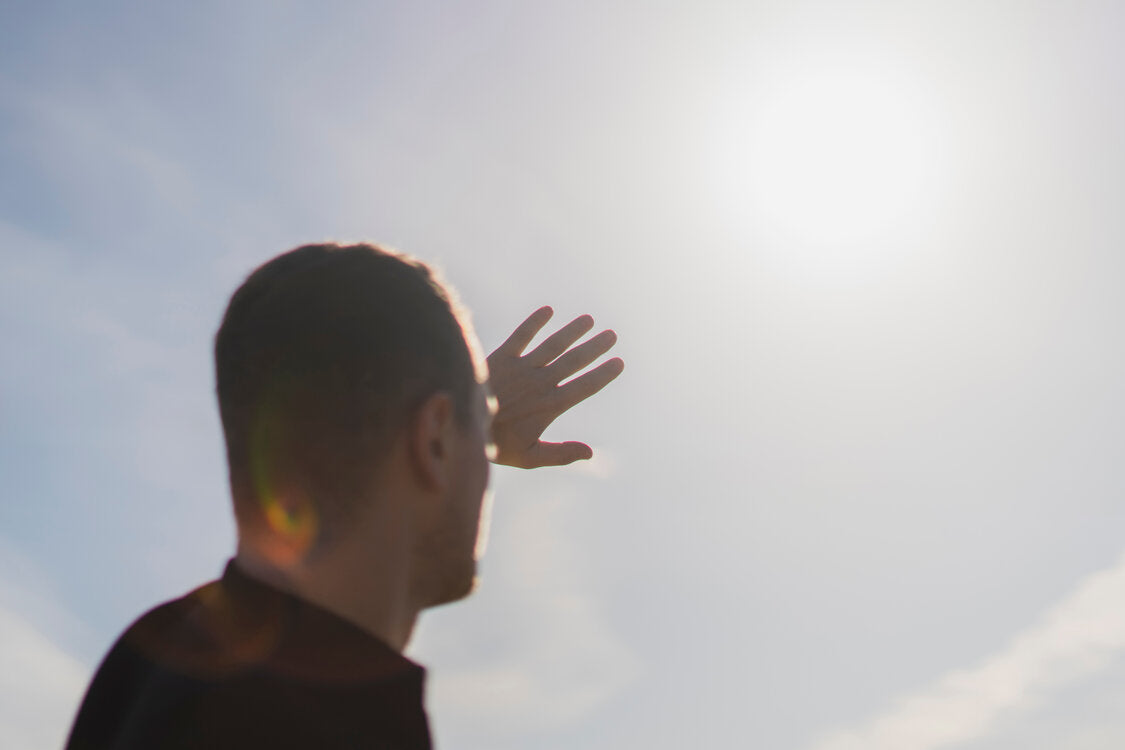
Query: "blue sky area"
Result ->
[[4, 2, 1125, 749]]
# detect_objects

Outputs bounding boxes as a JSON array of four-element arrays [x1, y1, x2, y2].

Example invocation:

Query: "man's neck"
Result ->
[[233, 545, 420, 652]]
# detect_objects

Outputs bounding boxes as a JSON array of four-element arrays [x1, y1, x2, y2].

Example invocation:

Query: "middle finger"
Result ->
[[524, 315, 595, 367]]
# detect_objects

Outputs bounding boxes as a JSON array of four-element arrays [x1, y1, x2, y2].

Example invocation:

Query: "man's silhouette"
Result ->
[[65, 243, 623, 749]]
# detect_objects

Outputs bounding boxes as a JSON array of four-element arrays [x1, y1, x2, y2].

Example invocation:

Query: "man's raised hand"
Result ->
[[486, 306, 624, 469]]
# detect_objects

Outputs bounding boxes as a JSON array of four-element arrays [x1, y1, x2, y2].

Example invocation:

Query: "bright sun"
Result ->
[[708, 61, 947, 252]]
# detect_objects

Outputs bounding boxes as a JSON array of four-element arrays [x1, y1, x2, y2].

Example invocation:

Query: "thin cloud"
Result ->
[[416, 490, 638, 738], [0, 607, 89, 750], [429, 590, 637, 733], [0, 543, 90, 750], [810, 551, 1125, 750]]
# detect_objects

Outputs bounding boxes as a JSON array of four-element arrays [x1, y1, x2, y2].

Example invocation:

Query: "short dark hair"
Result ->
[[215, 243, 478, 534]]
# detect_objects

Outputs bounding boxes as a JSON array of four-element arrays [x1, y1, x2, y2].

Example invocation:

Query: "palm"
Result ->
[[486, 307, 623, 469]]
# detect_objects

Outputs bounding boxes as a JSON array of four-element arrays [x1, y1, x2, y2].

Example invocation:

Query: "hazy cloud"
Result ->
[[418, 490, 638, 739], [0, 543, 90, 750], [810, 551, 1125, 750], [0, 607, 89, 750]]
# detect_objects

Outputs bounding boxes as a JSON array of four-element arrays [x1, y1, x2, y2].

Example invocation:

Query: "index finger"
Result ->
[[554, 356, 625, 412], [493, 306, 553, 356]]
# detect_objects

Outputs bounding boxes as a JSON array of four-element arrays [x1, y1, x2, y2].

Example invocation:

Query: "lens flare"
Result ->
[[258, 490, 320, 565], [249, 395, 321, 566]]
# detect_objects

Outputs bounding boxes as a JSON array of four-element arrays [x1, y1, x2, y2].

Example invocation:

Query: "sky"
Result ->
[[2, 1, 1125, 748]]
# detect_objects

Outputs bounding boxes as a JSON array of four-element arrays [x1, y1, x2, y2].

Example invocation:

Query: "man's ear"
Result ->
[[408, 391, 456, 492]]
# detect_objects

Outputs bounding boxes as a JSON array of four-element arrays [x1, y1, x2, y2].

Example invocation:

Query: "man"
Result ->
[[65, 243, 623, 749]]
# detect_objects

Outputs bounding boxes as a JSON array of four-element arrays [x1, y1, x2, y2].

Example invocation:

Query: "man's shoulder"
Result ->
[[66, 575, 315, 749], [115, 576, 282, 679], [66, 565, 434, 749], [64, 579, 238, 750]]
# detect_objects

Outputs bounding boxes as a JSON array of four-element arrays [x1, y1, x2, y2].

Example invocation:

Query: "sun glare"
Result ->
[[708, 59, 948, 255]]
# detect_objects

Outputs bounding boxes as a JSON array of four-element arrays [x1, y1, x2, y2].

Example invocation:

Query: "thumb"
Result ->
[[527, 441, 593, 468]]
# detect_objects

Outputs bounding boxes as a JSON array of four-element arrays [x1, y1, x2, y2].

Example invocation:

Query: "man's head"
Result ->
[[215, 243, 490, 605]]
